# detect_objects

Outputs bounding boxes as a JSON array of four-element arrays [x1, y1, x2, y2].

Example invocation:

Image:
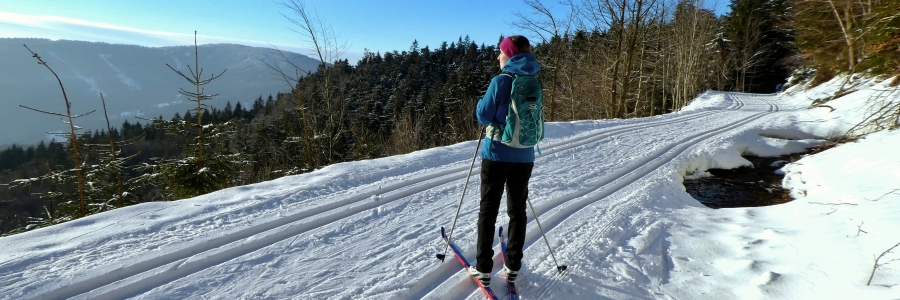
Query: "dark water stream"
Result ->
[[683, 153, 808, 209]]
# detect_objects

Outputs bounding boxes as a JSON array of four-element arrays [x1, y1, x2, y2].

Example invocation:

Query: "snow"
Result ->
[[2, 77, 899, 299]]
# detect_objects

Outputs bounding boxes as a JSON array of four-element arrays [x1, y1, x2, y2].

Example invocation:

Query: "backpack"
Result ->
[[486, 73, 544, 151]]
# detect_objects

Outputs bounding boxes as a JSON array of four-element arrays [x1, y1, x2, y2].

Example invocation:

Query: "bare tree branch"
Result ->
[[868, 241, 900, 285]]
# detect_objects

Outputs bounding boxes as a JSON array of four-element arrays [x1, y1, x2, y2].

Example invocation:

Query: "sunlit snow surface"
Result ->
[[1, 77, 898, 299]]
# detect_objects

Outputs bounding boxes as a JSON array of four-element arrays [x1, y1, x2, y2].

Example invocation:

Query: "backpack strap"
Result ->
[[485, 73, 539, 151], [502, 72, 538, 78], [486, 73, 516, 140]]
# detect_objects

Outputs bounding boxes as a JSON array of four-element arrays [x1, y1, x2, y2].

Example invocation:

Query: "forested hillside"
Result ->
[[1, 0, 897, 235], [0, 39, 319, 146]]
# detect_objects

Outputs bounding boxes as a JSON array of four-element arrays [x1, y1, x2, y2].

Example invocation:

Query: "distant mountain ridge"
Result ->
[[0, 38, 319, 147]]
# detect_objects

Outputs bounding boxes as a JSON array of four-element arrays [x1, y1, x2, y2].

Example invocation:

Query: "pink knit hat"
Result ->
[[499, 37, 520, 57]]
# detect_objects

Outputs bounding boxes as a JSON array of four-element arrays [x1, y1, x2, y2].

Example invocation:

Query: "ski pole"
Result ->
[[436, 126, 485, 263], [526, 196, 568, 273]]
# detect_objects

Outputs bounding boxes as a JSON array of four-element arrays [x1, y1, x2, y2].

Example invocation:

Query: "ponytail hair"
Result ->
[[499, 35, 532, 57], [509, 35, 531, 53]]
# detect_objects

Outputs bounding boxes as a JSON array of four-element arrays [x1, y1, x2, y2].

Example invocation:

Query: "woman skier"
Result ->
[[468, 35, 540, 286]]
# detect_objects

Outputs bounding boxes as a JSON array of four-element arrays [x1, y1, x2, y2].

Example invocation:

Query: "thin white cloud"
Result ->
[[0, 11, 364, 63], [0, 12, 304, 50], [0, 12, 186, 42]]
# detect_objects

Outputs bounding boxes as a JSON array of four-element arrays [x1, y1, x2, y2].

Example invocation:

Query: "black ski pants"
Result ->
[[475, 159, 533, 273]]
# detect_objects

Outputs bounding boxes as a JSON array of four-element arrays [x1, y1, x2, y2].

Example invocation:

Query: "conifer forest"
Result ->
[[2, 0, 898, 234]]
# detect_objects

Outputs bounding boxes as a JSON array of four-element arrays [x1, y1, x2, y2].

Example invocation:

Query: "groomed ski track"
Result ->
[[0, 92, 789, 299]]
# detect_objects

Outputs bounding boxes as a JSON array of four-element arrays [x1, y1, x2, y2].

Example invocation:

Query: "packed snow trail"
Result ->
[[425, 95, 778, 300], [15, 98, 741, 299], [0, 92, 796, 299]]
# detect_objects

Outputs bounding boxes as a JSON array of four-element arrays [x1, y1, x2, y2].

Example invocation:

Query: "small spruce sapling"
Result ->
[[142, 31, 250, 199]]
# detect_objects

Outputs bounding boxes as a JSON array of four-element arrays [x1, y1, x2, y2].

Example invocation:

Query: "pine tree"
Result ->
[[265, 95, 275, 115], [144, 32, 250, 200], [223, 101, 233, 120], [252, 96, 265, 116], [723, 0, 796, 92], [233, 101, 245, 119]]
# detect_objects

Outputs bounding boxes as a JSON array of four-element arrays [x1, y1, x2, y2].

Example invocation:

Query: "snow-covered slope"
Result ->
[[1, 78, 898, 299]]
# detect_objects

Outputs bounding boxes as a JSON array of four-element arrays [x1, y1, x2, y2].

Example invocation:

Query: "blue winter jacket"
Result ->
[[476, 52, 541, 163]]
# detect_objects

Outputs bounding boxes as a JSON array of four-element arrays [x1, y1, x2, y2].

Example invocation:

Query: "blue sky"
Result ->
[[0, 0, 728, 63]]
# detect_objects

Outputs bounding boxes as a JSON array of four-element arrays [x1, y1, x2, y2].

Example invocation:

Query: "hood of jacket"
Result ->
[[501, 52, 540, 76]]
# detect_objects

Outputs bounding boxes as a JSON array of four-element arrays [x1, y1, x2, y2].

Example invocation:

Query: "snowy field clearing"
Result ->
[[1, 77, 898, 299]]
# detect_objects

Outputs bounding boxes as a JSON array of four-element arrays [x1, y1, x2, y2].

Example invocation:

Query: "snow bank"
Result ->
[[783, 76, 900, 139], [661, 77, 900, 299]]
